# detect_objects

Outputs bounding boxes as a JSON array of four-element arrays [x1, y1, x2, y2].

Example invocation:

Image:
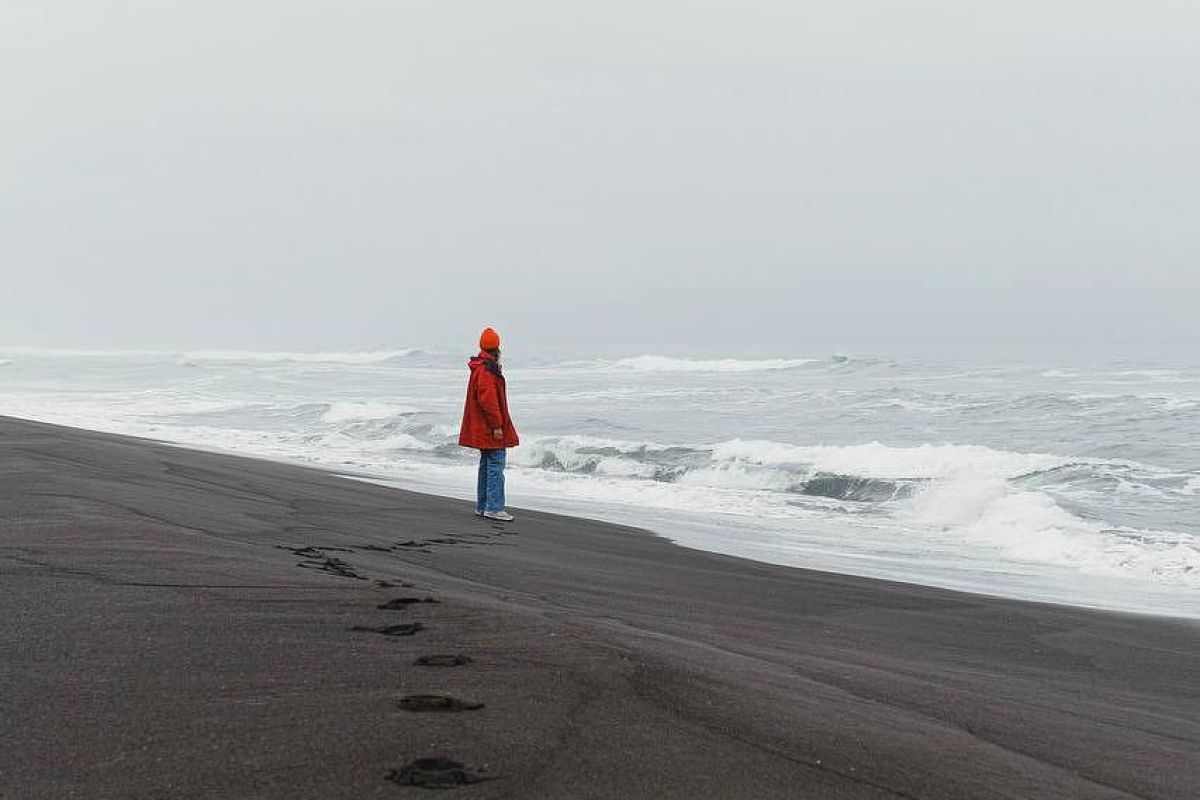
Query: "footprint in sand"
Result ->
[[414, 654, 473, 667], [377, 597, 440, 610], [386, 758, 488, 788], [392, 540, 430, 550], [278, 545, 356, 557], [279, 545, 367, 580], [296, 557, 364, 580], [349, 622, 424, 637], [394, 537, 482, 549], [398, 694, 485, 712], [374, 580, 415, 589]]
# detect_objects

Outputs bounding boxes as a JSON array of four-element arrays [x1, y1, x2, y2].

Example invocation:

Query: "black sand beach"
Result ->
[[2, 416, 1198, 799]]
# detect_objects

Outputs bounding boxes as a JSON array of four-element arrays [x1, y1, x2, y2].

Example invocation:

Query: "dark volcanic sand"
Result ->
[[1, 416, 1197, 799]]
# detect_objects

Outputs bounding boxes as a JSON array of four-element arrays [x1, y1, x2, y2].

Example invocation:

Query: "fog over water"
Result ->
[[2, 2, 1198, 354]]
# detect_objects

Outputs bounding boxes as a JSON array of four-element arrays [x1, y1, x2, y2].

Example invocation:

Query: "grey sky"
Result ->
[[2, 1, 1197, 355]]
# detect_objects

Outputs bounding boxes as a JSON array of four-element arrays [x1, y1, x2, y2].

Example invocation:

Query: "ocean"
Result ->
[[2, 346, 1197, 617]]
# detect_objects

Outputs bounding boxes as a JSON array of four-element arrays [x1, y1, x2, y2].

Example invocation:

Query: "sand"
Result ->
[[1, 416, 1197, 799]]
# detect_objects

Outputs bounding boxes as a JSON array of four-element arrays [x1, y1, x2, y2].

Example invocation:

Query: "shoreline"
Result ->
[[348, 471, 1200, 623], [11, 413, 1196, 620], [3, 415, 1198, 799]]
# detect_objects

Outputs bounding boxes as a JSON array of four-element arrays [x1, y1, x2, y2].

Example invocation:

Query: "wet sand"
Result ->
[[2, 416, 1198, 799]]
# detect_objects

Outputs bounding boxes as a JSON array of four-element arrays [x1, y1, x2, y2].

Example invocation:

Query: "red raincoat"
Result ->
[[458, 351, 519, 450]]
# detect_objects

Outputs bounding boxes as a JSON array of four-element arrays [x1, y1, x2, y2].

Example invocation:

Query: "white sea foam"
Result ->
[[321, 402, 421, 424], [517, 435, 795, 492], [508, 463, 788, 518], [430, 423, 460, 439], [156, 399, 264, 416], [609, 355, 816, 373], [350, 432, 435, 452], [901, 478, 1199, 585], [709, 439, 1063, 480], [523, 434, 672, 454], [513, 438, 1098, 527], [509, 435, 1081, 498], [515, 435, 671, 479], [675, 462, 798, 492]]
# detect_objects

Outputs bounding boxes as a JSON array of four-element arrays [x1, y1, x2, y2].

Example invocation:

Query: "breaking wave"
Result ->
[[515, 436, 1059, 501], [506, 435, 1199, 585], [900, 477, 1198, 584]]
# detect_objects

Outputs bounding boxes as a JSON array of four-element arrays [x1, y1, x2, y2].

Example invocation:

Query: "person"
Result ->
[[458, 326, 519, 521]]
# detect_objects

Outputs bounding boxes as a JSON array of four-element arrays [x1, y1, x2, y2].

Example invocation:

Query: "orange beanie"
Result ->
[[479, 327, 501, 351]]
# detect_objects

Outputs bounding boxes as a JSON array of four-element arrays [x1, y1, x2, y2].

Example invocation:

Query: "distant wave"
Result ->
[[607, 355, 817, 373], [182, 349, 420, 365], [1043, 368, 1187, 383], [0, 346, 423, 365]]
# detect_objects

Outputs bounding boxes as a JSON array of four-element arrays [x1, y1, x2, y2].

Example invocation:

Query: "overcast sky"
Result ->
[[2, 1, 1196, 356]]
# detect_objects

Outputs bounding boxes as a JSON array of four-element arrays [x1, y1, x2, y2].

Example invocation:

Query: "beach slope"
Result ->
[[1, 416, 1197, 799]]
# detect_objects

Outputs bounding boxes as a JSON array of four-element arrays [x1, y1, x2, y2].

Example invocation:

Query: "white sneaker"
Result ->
[[483, 510, 514, 521], [474, 509, 484, 517]]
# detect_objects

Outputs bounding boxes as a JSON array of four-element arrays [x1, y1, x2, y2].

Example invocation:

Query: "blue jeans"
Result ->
[[476, 448, 506, 513]]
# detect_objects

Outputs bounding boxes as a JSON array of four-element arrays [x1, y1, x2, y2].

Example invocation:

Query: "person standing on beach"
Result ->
[[459, 326, 519, 521]]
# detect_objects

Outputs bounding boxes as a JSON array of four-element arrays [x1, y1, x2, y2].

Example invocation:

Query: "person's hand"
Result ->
[[492, 428, 503, 440]]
